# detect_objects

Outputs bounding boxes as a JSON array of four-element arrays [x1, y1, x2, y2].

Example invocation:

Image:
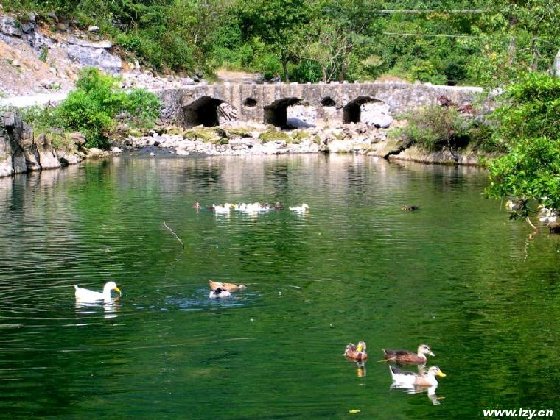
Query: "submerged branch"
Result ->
[[163, 221, 184, 249]]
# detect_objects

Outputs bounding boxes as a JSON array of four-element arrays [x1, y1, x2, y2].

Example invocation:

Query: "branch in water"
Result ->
[[163, 221, 184, 248]]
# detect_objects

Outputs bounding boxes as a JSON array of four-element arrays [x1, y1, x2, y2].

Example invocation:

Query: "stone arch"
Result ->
[[243, 97, 257, 107], [264, 97, 301, 128], [182, 96, 224, 127], [343, 96, 384, 124], [321, 96, 336, 107]]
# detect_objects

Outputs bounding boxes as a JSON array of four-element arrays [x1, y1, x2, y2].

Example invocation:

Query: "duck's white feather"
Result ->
[[74, 281, 121, 303]]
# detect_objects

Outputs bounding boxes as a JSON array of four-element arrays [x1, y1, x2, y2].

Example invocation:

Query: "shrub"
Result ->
[[259, 130, 290, 143], [393, 106, 493, 152], [55, 67, 160, 148]]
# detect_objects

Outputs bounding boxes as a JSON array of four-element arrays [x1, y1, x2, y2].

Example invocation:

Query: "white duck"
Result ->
[[74, 281, 122, 303], [390, 365, 446, 387], [209, 287, 231, 299], [289, 203, 309, 213]]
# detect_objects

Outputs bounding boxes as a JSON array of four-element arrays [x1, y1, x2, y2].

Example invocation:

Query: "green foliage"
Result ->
[[486, 137, 560, 211], [20, 68, 160, 149], [20, 105, 64, 135], [486, 72, 560, 213], [5, 0, 560, 86], [259, 130, 290, 143], [122, 89, 160, 129], [395, 106, 475, 152], [491, 73, 560, 146], [38, 46, 48, 63]]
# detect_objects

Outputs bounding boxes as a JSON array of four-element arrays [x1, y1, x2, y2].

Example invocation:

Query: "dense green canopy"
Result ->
[[4, 0, 560, 85]]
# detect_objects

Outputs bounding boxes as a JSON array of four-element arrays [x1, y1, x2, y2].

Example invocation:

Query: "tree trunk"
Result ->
[[553, 49, 560, 77]]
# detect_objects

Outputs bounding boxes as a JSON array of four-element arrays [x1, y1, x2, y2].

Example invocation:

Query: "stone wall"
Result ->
[[158, 81, 484, 128]]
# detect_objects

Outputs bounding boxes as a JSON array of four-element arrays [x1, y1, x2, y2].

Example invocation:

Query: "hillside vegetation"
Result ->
[[4, 0, 559, 86]]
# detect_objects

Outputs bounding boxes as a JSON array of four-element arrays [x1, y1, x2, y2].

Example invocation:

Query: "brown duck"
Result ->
[[383, 344, 434, 364], [344, 341, 368, 362], [208, 280, 246, 292]]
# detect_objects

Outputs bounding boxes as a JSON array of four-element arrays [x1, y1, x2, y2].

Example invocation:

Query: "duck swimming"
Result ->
[[74, 281, 121, 303], [209, 287, 231, 299], [289, 203, 310, 213], [383, 344, 434, 365], [209, 280, 246, 292], [401, 205, 420, 211], [344, 341, 368, 362], [390, 365, 446, 387]]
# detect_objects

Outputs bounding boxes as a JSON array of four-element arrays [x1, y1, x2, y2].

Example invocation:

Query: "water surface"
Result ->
[[0, 154, 559, 419]]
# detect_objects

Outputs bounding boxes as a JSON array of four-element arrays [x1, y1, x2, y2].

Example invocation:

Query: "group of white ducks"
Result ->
[[193, 201, 309, 216], [344, 342, 446, 405], [505, 199, 558, 224]]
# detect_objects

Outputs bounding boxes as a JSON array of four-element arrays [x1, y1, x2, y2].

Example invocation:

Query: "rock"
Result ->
[[87, 148, 109, 159], [0, 135, 14, 177], [88, 25, 100, 33], [111, 146, 122, 154], [67, 44, 122, 74], [361, 102, 393, 128], [0, 16, 23, 37], [70, 132, 86, 147], [3, 112, 16, 128], [20, 22, 35, 34]]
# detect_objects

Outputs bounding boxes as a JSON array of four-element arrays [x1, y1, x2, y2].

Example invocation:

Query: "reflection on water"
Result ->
[[388, 364, 445, 406], [75, 300, 120, 320], [1, 155, 559, 418]]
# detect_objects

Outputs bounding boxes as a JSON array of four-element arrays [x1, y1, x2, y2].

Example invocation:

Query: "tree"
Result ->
[[486, 73, 560, 218], [238, 0, 310, 80], [300, 18, 351, 82]]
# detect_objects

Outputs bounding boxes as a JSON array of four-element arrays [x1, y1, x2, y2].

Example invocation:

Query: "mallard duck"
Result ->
[[548, 222, 560, 234], [344, 341, 368, 362], [401, 205, 420, 211], [208, 280, 246, 292], [289, 203, 309, 213], [74, 281, 121, 303], [390, 365, 446, 387], [209, 287, 231, 299], [383, 344, 434, 364]]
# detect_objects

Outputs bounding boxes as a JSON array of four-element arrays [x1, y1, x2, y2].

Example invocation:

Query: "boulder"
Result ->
[[0, 16, 23, 37], [0, 135, 14, 177]]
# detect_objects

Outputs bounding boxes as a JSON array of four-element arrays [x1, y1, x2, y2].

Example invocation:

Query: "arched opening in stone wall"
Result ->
[[321, 96, 336, 107], [343, 96, 384, 124], [182, 96, 224, 127], [243, 97, 257, 107], [264, 97, 301, 128]]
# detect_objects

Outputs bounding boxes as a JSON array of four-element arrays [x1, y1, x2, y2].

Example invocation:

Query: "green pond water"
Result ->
[[0, 154, 559, 419]]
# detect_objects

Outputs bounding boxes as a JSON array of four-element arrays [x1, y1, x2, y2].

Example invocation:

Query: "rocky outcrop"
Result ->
[[66, 37, 122, 74], [0, 12, 122, 81], [0, 112, 84, 178]]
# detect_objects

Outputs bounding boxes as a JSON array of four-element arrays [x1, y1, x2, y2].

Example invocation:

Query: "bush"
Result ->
[[259, 130, 290, 143], [392, 106, 501, 152], [55, 68, 160, 148], [394, 105, 475, 152]]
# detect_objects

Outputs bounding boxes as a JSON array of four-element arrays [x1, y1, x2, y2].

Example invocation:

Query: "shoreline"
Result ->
[[0, 120, 488, 179]]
